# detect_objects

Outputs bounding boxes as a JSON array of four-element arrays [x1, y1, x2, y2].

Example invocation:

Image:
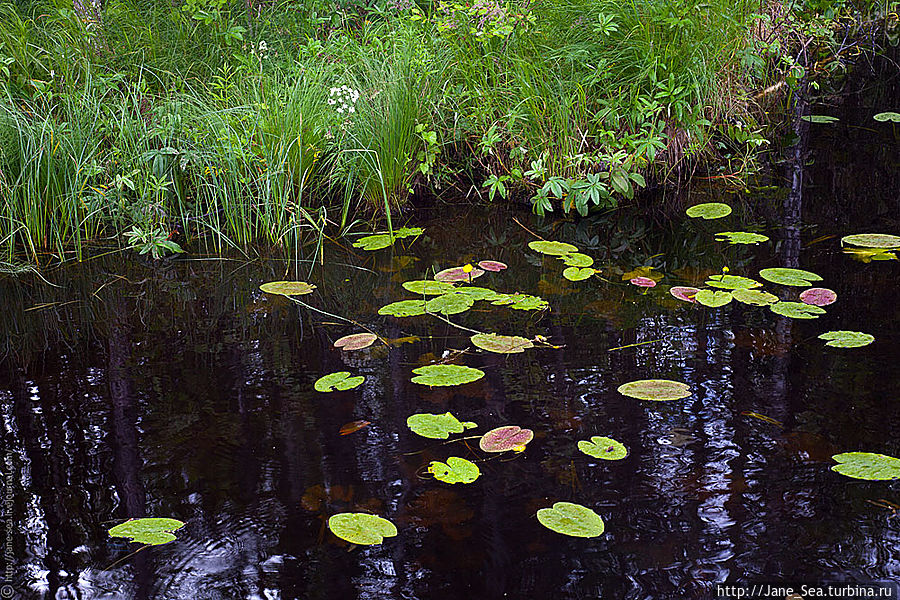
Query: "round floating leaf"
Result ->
[[426, 293, 475, 315], [730, 288, 779, 306], [799, 287, 837, 306], [407, 412, 477, 439], [564, 267, 595, 281], [259, 281, 316, 296], [392, 226, 424, 239], [801, 114, 839, 123], [528, 240, 579, 256], [471, 333, 534, 354], [759, 267, 823, 287], [670, 286, 700, 303], [352, 234, 393, 250], [705, 274, 762, 290], [492, 293, 549, 310], [694, 289, 733, 308], [477, 260, 507, 271], [818, 331, 874, 348], [434, 266, 485, 282], [715, 231, 770, 245], [769, 301, 826, 319], [841, 233, 900, 249], [402, 280, 457, 295], [108, 518, 185, 546], [831, 452, 900, 480], [428, 457, 481, 484], [454, 286, 501, 301], [561, 253, 594, 267], [315, 371, 365, 392], [630, 276, 657, 288], [617, 379, 691, 401], [578, 436, 628, 460], [378, 300, 427, 317], [874, 111, 900, 122], [411, 364, 485, 386], [479, 425, 534, 452], [686, 202, 732, 219], [334, 333, 378, 351], [536, 502, 605, 538], [328, 513, 398, 545]]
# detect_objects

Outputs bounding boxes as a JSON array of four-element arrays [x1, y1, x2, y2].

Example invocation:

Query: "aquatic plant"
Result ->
[[314, 371, 365, 392], [694, 289, 732, 307], [537, 502, 605, 538], [259, 281, 317, 296], [759, 268, 823, 287], [715, 231, 769, 244], [670, 286, 700, 302], [411, 364, 485, 386], [108, 518, 185, 546], [479, 426, 534, 452], [470, 333, 534, 353], [528, 240, 579, 256], [334, 333, 378, 350], [425, 293, 475, 315], [830, 452, 900, 480], [428, 457, 481, 484], [578, 436, 628, 460], [379, 299, 427, 316], [617, 379, 691, 401], [328, 513, 398, 545], [840, 233, 900, 249], [685, 203, 732, 219], [818, 331, 874, 348], [799, 288, 836, 306], [769, 301, 826, 319], [407, 412, 477, 439]]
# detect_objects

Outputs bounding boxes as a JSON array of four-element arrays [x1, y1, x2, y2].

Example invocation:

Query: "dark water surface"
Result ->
[[3, 76, 900, 599]]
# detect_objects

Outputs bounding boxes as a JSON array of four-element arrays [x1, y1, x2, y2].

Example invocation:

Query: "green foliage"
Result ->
[[686, 203, 732, 219], [410, 364, 485, 386], [314, 371, 365, 392], [759, 268, 823, 287], [428, 457, 481, 484], [537, 502, 605, 538], [407, 412, 477, 439], [617, 379, 691, 401], [818, 331, 874, 348], [328, 513, 398, 545], [578, 436, 628, 460], [470, 333, 534, 353], [831, 452, 900, 480], [108, 518, 185, 546]]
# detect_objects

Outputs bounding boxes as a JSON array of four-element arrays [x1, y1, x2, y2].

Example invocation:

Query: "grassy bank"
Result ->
[[0, 0, 893, 262]]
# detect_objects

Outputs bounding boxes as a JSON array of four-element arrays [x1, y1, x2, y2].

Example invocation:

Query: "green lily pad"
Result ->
[[426, 293, 475, 315], [818, 331, 874, 348], [730, 288, 779, 306], [428, 457, 481, 484], [578, 436, 628, 460], [801, 114, 839, 123], [471, 333, 534, 354], [479, 425, 534, 452], [334, 333, 378, 351], [617, 379, 691, 401], [694, 289, 733, 307], [840, 233, 900, 249], [759, 267, 823, 287], [769, 301, 826, 319], [831, 452, 900, 480], [402, 280, 457, 295], [392, 226, 424, 239], [492, 293, 549, 311], [454, 286, 501, 301], [563, 267, 595, 281], [686, 202, 732, 219], [315, 371, 365, 392], [378, 300, 427, 317], [528, 240, 579, 256], [108, 518, 185, 546], [799, 287, 837, 306], [715, 231, 770, 245], [407, 412, 477, 439], [328, 513, 398, 545], [411, 364, 485, 386], [536, 502, 605, 538], [434, 266, 485, 282], [561, 252, 594, 267], [705, 274, 762, 290], [352, 234, 393, 250], [874, 112, 900, 122], [259, 281, 316, 296]]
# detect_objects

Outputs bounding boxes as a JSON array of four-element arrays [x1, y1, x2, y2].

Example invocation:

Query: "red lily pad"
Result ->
[[630, 276, 657, 288], [334, 333, 378, 351], [478, 260, 507, 272], [435, 266, 485, 282], [799, 287, 837, 307], [670, 286, 700, 302], [479, 426, 534, 452]]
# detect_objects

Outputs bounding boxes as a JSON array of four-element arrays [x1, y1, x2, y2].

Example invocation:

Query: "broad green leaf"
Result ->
[[426, 293, 475, 315], [818, 331, 874, 348], [428, 457, 481, 484], [402, 280, 457, 295], [352, 234, 393, 250], [453, 286, 501, 301], [334, 333, 378, 351], [407, 412, 477, 439], [315, 372, 365, 392], [259, 281, 316, 296], [715, 231, 770, 244], [618, 379, 691, 401], [328, 513, 398, 545], [840, 233, 900, 249], [528, 240, 579, 256], [759, 268, 823, 287], [799, 287, 837, 306], [730, 288, 779, 306], [411, 364, 485, 386], [108, 518, 185, 546], [874, 112, 900, 122], [831, 452, 900, 480], [801, 115, 839, 123], [769, 301, 826, 319], [378, 300, 427, 317], [471, 333, 534, 354], [492, 293, 549, 311], [695, 290, 733, 307], [686, 202, 732, 219], [560, 253, 594, 267], [705, 274, 762, 290], [392, 227, 424, 239], [578, 436, 628, 460], [537, 502, 605, 538], [479, 425, 534, 452], [563, 267, 595, 281]]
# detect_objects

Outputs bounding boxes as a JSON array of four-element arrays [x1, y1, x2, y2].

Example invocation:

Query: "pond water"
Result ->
[[2, 75, 900, 599]]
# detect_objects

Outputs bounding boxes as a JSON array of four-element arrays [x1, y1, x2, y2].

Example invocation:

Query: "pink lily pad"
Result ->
[[334, 332, 378, 351], [479, 426, 534, 452], [670, 286, 700, 302], [477, 260, 507, 272], [435, 266, 485, 282], [799, 287, 837, 307], [630, 276, 657, 288]]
